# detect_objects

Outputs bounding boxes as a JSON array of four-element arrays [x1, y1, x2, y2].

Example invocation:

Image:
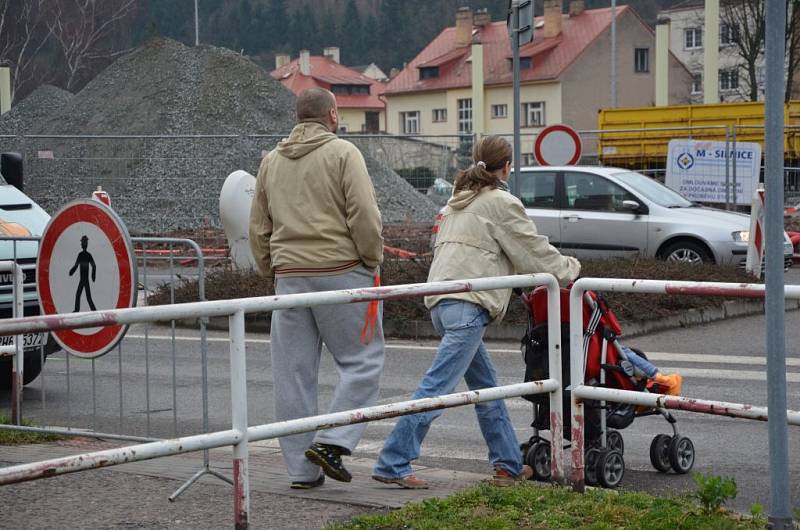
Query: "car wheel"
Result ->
[[662, 241, 714, 265], [0, 353, 45, 390]]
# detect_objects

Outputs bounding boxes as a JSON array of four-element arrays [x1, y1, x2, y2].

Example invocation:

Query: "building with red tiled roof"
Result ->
[[271, 47, 386, 133], [384, 3, 692, 163]]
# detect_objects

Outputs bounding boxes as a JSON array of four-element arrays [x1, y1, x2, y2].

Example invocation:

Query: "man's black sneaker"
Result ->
[[290, 474, 325, 490], [304, 443, 352, 483]]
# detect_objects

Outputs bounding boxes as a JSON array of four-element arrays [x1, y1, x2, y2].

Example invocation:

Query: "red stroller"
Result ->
[[519, 286, 696, 488]]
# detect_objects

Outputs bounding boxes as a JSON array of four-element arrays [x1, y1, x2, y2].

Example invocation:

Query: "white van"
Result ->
[[0, 152, 58, 388]]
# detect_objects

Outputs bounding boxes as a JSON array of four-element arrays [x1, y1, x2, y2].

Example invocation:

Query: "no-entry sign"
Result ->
[[534, 124, 582, 166], [36, 199, 136, 358]]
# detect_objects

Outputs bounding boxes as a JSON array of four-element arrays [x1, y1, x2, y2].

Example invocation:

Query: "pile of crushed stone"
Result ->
[[0, 85, 73, 136], [5, 38, 438, 231]]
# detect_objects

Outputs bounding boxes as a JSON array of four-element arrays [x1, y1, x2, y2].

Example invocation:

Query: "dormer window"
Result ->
[[509, 57, 533, 69], [420, 66, 440, 80]]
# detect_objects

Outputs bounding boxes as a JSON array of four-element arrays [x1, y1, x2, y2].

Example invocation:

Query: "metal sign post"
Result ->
[[764, 0, 792, 527], [508, 0, 533, 198]]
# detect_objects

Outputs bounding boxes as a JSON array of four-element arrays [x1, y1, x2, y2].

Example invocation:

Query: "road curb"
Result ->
[[179, 299, 800, 341]]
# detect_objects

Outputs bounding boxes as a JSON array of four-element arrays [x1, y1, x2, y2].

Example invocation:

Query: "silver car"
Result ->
[[504, 166, 793, 268]]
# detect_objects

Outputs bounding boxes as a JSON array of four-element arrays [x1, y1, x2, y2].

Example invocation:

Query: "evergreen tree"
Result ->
[[267, 0, 289, 50], [340, 0, 363, 64]]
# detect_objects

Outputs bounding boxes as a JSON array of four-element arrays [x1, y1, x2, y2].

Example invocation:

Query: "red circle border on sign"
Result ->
[[37, 201, 135, 358], [533, 124, 583, 166]]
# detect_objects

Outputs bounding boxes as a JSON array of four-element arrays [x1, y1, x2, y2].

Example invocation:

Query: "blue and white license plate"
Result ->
[[0, 333, 47, 349]]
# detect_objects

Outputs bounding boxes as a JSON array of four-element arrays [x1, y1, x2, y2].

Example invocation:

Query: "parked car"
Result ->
[[0, 152, 60, 389], [434, 166, 793, 269]]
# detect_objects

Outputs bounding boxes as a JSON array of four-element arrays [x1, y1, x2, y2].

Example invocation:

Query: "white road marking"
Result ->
[[126, 334, 800, 369]]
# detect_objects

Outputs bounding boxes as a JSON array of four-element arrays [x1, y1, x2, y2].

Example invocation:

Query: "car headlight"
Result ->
[[732, 231, 749, 242]]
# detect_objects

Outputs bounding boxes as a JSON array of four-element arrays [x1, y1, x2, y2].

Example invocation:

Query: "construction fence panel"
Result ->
[[0, 237, 210, 444]]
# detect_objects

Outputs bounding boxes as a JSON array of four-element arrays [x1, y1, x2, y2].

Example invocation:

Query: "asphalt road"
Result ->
[[3, 268, 800, 514]]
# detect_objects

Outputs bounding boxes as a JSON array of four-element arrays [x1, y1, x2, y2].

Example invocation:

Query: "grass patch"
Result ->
[[148, 256, 762, 327], [0, 416, 62, 445], [328, 482, 763, 530]]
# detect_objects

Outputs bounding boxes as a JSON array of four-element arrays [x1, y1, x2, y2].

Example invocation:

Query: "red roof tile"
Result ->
[[271, 56, 385, 109], [384, 6, 627, 95]]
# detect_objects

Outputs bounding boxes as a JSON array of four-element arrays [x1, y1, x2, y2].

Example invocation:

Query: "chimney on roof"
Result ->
[[299, 49, 311, 75], [543, 0, 562, 38], [275, 53, 291, 70], [569, 0, 584, 16], [323, 46, 340, 64], [474, 8, 491, 26], [455, 7, 473, 48]]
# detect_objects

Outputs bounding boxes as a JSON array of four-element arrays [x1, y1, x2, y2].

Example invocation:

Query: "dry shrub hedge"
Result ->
[[148, 255, 762, 325]]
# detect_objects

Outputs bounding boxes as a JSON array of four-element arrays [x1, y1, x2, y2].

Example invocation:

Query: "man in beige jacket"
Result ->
[[249, 87, 384, 489]]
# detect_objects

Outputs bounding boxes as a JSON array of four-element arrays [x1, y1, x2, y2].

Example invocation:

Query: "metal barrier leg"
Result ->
[[168, 240, 233, 502], [545, 280, 564, 484], [230, 310, 249, 529], [569, 287, 585, 492]]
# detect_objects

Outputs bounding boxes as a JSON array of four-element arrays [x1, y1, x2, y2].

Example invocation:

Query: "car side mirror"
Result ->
[[1, 152, 23, 192], [622, 199, 644, 214]]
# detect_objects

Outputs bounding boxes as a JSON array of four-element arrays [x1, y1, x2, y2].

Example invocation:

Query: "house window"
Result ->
[[330, 84, 370, 95], [400, 111, 420, 134], [720, 68, 739, 90], [432, 108, 447, 122], [634, 48, 649, 73], [720, 23, 738, 46], [457, 98, 473, 134], [691, 73, 702, 94], [521, 153, 537, 166], [520, 57, 532, 69], [684, 28, 702, 50], [420, 66, 439, 80], [491, 104, 508, 119], [522, 101, 545, 127]]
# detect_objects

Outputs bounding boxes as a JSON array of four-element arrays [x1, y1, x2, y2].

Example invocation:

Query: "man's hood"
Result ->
[[276, 122, 337, 159]]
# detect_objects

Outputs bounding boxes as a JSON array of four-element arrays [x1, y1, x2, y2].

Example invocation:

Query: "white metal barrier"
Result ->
[[0, 261, 24, 422], [0, 273, 563, 529], [568, 278, 800, 493]]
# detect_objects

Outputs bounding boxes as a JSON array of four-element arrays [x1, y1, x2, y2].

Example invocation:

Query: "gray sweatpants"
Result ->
[[271, 266, 385, 482]]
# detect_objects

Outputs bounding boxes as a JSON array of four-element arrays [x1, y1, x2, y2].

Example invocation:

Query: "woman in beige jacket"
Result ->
[[372, 135, 580, 489]]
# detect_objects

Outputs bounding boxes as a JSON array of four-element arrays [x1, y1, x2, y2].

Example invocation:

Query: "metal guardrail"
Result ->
[[0, 273, 563, 529], [567, 278, 800, 525]]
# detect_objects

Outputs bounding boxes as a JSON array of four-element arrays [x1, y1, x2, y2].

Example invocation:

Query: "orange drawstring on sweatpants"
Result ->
[[360, 271, 381, 344]]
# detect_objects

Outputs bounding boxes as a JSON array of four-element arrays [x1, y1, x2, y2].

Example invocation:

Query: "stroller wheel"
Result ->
[[528, 441, 551, 482], [596, 449, 625, 489], [607, 430, 624, 454], [668, 435, 695, 474], [649, 434, 672, 473], [585, 448, 601, 486]]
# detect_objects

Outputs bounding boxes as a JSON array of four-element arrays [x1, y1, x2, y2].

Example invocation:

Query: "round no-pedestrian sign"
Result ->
[[534, 124, 583, 166], [36, 199, 137, 358]]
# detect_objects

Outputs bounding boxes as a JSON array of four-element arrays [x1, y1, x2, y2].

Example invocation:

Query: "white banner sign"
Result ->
[[665, 139, 761, 205]]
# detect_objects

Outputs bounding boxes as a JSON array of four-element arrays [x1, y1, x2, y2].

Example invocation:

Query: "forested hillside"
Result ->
[[2, 0, 680, 102]]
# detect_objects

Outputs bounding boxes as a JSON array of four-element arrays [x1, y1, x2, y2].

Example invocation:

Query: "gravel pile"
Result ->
[[0, 85, 73, 136], [6, 38, 437, 231], [363, 151, 439, 224]]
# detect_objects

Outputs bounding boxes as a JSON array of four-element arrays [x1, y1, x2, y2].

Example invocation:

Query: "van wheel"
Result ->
[[662, 241, 714, 265], [0, 354, 45, 390]]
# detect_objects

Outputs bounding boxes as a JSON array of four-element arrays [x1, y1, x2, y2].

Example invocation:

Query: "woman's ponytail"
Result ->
[[452, 136, 513, 193]]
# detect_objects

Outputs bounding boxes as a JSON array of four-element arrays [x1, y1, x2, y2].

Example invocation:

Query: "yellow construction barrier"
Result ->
[[597, 101, 800, 166]]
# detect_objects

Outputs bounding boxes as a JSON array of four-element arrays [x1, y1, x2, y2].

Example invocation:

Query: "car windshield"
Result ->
[[612, 171, 693, 208]]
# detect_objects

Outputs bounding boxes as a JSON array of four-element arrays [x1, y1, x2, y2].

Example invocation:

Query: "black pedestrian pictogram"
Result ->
[[69, 235, 96, 312]]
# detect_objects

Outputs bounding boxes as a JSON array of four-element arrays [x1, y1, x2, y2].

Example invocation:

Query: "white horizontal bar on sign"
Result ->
[[572, 385, 800, 426]]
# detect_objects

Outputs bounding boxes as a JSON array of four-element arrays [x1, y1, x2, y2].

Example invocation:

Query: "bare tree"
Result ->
[[785, 0, 800, 101], [0, 0, 52, 103], [721, 0, 800, 102], [721, 0, 765, 101], [47, 0, 137, 91]]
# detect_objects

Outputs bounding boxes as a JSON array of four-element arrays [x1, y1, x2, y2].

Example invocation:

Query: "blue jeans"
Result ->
[[619, 345, 658, 378], [373, 300, 523, 478]]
